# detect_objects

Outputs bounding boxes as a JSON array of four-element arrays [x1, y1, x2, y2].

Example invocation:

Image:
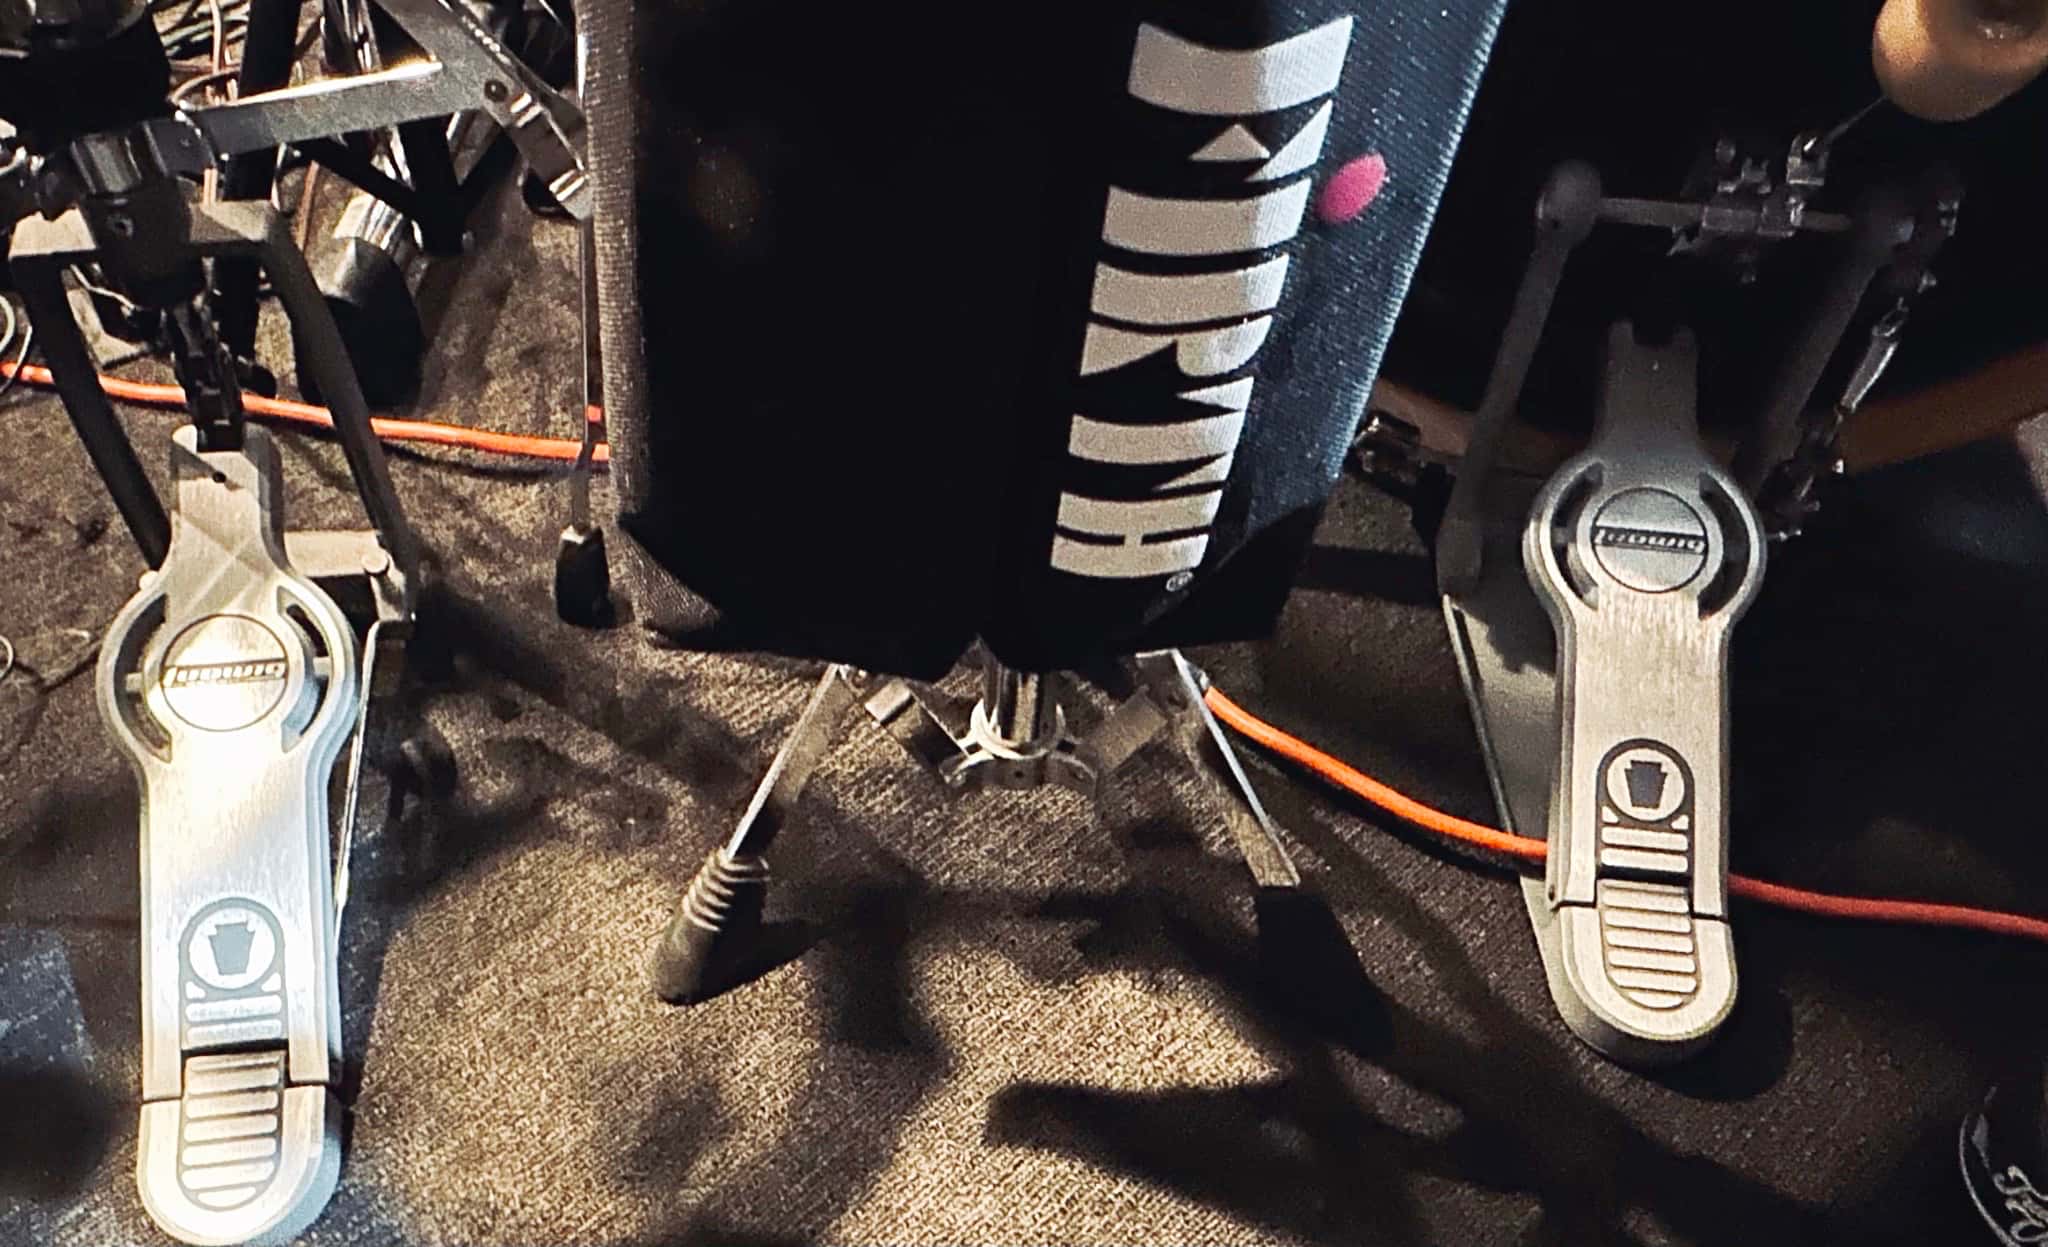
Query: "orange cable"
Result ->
[[3, 361, 609, 465], [1203, 686, 2048, 948]]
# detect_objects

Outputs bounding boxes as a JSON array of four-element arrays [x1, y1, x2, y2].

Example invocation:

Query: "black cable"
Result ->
[[382, 440, 568, 481]]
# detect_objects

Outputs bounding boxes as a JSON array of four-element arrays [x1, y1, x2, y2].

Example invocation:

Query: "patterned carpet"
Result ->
[[2, 176, 2045, 1246]]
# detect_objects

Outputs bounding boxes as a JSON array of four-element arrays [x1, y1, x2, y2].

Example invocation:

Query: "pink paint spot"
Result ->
[[1318, 153, 1388, 224]]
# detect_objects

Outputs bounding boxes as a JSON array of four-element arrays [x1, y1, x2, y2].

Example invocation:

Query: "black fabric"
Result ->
[[0, 16, 171, 153], [595, 0, 1503, 678]]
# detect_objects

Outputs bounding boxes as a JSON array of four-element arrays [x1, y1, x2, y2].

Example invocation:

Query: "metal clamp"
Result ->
[[1521, 324, 1765, 1063], [98, 427, 359, 1245]]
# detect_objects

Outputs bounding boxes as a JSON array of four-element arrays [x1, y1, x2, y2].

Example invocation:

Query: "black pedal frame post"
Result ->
[[211, 0, 310, 365], [393, 118, 467, 253], [12, 215, 172, 566]]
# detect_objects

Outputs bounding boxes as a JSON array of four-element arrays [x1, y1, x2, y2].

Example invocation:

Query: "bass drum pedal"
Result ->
[[98, 425, 359, 1245], [1522, 323, 1766, 1064]]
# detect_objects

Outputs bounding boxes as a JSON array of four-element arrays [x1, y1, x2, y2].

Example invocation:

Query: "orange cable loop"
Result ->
[[1203, 686, 2048, 948]]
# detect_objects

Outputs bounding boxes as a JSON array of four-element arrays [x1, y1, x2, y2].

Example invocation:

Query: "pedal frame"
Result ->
[[1434, 157, 1906, 1066], [11, 197, 421, 592], [1522, 325, 1765, 1061], [100, 426, 360, 1246], [15, 196, 414, 1243]]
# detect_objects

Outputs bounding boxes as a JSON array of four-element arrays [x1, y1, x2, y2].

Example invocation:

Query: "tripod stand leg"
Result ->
[[1128, 652, 1302, 891], [649, 665, 865, 1003]]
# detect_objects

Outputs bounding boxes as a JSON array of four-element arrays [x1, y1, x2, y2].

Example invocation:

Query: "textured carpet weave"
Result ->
[[2, 183, 2045, 1247]]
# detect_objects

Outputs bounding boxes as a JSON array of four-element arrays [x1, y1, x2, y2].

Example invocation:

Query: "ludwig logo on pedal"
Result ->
[[1991, 1167, 2048, 1246], [1590, 487, 1711, 593], [1050, 18, 1355, 580], [165, 660, 290, 687], [159, 615, 292, 732]]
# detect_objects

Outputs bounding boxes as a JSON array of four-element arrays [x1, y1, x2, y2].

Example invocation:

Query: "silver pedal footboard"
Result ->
[[1522, 323, 1766, 1064], [98, 426, 357, 1245]]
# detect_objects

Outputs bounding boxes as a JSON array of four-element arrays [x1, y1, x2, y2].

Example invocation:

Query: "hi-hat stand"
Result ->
[[649, 648, 1303, 1005], [289, 0, 579, 409]]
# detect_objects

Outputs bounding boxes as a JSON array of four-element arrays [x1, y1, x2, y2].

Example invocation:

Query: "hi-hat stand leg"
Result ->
[[1074, 653, 1300, 890], [649, 666, 869, 1003], [1130, 652, 1300, 891]]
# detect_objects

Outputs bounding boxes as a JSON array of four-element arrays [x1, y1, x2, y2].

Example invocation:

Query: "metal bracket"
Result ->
[[861, 652, 1299, 891], [0, 0, 587, 227], [134, 0, 589, 221]]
